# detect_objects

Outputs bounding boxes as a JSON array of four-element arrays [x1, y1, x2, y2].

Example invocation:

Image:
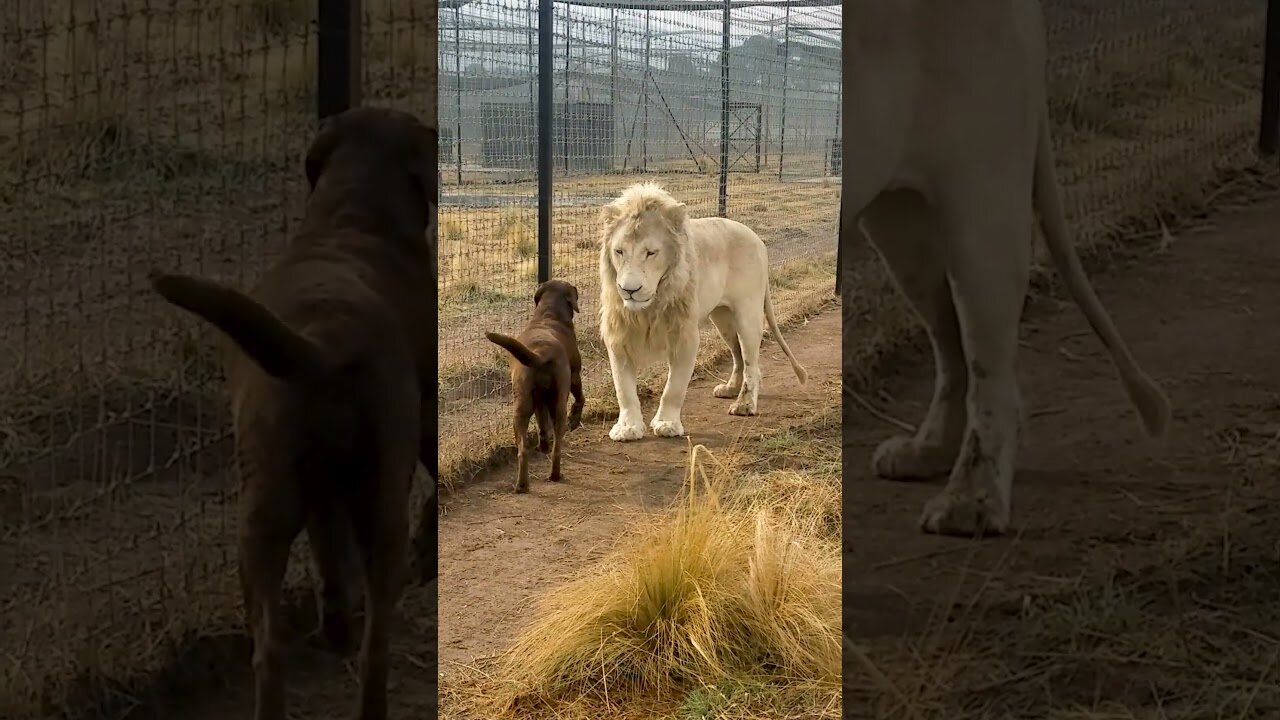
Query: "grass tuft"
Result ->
[[488, 443, 840, 714]]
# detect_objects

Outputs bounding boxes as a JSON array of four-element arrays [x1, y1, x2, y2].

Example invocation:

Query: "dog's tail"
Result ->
[[150, 271, 330, 381], [763, 285, 807, 385], [485, 332, 544, 368]]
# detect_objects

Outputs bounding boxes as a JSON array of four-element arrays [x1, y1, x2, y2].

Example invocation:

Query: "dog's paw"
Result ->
[[609, 418, 645, 442], [650, 418, 684, 437]]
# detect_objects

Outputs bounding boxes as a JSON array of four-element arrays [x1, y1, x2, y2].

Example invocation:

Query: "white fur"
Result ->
[[842, 0, 1171, 536], [598, 182, 807, 441]]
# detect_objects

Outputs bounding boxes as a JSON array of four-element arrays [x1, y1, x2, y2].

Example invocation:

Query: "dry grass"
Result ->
[[441, 417, 842, 720], [436, 254, 837, 493], [847, 507, 1280, 720]]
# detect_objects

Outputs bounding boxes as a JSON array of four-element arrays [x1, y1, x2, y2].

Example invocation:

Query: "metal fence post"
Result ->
[[718, 0, 731, 217], [454, 3, 464, 184], [1261, 0, 1280, 154], [538, 0, 554, 283], [778, 2, 790, 181], [317, 0, 362, 120]]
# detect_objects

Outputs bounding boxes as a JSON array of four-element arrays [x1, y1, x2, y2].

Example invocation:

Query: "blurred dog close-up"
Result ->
[[148, 106, 437, 720], [485, 279, 585, 493]]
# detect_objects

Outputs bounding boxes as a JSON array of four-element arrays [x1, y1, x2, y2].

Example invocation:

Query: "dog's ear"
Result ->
[[305, 113, 345, 190], [568, 284, 580, 314], [533, 280, 549, 306], [663, 202, 688, 230]]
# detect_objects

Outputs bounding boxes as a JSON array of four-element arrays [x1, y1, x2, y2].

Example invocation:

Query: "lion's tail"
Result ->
[[763, 286, 807, 386], [150, 271, 332, 381], [485, 332, 545, 368], [1032, 98, 1170, 440]]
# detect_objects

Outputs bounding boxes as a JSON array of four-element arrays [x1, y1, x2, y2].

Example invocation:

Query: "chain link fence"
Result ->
[[438, 0, 843, 482], [0, 1, 433, 716], [841, 0, 1267, 387]]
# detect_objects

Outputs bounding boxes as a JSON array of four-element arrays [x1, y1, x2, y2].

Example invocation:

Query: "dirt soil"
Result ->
[[844, 198, 1280, 715], [437, 307, 842, 670], [158, 306, 840, 720]]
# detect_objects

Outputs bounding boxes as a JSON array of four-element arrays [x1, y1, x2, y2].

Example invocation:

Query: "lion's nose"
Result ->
[[619, 284, 641, 295]]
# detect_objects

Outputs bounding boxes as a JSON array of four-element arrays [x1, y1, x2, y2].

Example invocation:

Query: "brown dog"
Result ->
[[485, 279, 585, 493], [149, 107, 437, 720]]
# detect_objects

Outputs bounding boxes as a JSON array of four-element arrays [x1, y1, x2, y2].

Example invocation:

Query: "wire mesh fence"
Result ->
[[0, 1, 434, 717], [840, 0, 1267, 396], [437, 0, 843, 479]]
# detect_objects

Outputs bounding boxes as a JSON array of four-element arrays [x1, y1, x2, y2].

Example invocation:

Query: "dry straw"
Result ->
[[492, 442, 840, 714]]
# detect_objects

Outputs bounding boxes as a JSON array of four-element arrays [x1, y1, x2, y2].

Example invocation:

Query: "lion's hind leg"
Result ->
[[860, 190, 968, 480], [709, 307, 744, 399], [728, 304, 764, 417], [918, 178, 1033, 537]]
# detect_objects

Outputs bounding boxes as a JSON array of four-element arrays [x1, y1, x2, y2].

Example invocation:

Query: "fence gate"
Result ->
[[727, 101, 762, 173]]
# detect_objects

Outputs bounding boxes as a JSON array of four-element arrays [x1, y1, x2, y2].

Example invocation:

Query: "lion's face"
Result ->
[[605, 212, 679, 312], [606, 197, 696, 310]]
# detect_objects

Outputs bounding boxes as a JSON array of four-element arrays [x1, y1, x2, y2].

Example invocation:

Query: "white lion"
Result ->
[[842, 0, 1172, 536], [598, 182, 807, 441]]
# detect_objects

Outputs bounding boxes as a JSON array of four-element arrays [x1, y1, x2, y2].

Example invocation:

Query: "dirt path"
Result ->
[[844, 198, 1280, 656], [437, 308, 842, 671]]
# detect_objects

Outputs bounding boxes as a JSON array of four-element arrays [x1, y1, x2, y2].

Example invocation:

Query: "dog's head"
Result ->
[[304, 107, 437, 235], [533, 279, 580, 323]]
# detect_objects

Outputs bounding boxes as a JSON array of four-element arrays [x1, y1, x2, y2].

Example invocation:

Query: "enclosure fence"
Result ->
[[437, 0, 843, 478], [0, 1, 433, 717], [1, 0, 1278, 717]]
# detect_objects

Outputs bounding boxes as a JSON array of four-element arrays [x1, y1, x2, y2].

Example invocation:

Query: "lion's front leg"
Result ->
[[606, 346, 645, 442], [650, 329, 699, 438]]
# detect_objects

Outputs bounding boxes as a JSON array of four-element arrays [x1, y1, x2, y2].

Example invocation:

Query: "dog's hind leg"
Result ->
[[548, 393, 568, 483], [568, 371, 584, 430], [535, 402, 554, 453], [237, 463, 305, 720], [307, 501, 359, 654], [513, 399, 534, 493], [350, 461, 413, 720]]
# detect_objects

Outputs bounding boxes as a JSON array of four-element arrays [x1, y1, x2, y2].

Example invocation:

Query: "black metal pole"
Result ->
[[317, 0, 362, 120], [538, 0, 554, 283], [718, 0, 730, 217], [1261, 0, 1280, 154], [453, 3, 464, 185], [777, 2, 790, 181], [564, 5, 572, 173], [835, 204, 842, 297], [643, 10, 651, 171]]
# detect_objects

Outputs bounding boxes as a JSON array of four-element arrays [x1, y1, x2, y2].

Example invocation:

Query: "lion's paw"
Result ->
[[871, 436, 956, 480], [918, 490, 1007, 537], [728, 398, 757, 417], [609, 418, 645, 442], [650, 418, 684, 437], [713, 382, 740, 399]]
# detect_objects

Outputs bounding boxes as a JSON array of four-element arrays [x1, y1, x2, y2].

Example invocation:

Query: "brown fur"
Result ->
[[148, 107, 437, 720], [485, 279, 585, 493]]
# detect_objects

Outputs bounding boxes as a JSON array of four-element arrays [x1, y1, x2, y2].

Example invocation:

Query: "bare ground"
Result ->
[[438, 307, 842, 672], [844, 197, 1280, 717], [135, 307, 840, 720]]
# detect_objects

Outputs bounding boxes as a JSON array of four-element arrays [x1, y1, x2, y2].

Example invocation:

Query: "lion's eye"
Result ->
[[614, 249, 623, 255], [645, 250, 657, 257]]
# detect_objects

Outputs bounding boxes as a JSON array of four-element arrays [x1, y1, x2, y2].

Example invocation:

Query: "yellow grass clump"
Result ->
[[492, 444, 841, 714]]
